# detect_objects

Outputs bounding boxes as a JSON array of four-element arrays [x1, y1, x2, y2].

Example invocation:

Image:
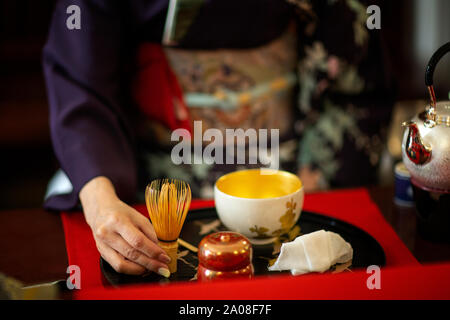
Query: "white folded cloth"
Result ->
[[268, 230, 353, 275]]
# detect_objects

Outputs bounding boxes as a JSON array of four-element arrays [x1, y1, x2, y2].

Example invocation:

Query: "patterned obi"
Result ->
[[137, 28, 300, 199]]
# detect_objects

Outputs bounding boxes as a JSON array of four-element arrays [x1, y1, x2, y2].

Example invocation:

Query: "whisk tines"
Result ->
[[145, 179, 192, 242]]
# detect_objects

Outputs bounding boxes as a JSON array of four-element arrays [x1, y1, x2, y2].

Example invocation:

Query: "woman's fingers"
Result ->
[[84, 193, 173, 276], [130, 209, 159, 244], [102, 232, 170, 277], [96, 240, 146, 275], [115, 220, 171, 265]]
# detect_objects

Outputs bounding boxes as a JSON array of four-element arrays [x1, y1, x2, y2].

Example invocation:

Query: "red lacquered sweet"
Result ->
[[197, 231, 254, 281]]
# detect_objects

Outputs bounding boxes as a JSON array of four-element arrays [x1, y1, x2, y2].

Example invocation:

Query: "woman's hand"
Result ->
[[79, 176, 171, 277]]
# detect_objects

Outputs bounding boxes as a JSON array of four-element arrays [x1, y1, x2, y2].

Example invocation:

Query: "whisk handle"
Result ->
[[159, 240, 178, 273]]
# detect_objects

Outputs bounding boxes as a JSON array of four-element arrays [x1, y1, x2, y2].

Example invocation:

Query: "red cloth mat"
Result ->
[[75, 262, 450, 300], [61, 188, 420, 296]]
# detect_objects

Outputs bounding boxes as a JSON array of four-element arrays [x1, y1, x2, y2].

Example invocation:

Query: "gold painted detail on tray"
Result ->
[[272, 225, 301, 255]]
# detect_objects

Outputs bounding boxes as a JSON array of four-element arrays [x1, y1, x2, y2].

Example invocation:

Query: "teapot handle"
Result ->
[[425, 42, 450, 87]]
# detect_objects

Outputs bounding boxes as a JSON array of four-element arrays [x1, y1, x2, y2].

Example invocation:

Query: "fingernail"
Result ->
[[159, 254, 171, 264], [158, 267, 170, 278]]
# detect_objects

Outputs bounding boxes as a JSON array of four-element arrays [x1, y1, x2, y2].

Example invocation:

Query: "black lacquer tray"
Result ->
[[100, 208, 385, 287]]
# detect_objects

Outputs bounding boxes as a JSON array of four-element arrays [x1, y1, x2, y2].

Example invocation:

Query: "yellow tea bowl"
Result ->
[[214, 169, 304, 244]]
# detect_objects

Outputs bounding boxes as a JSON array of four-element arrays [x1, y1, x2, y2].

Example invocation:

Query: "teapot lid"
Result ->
[[428, 101, 450, 126]]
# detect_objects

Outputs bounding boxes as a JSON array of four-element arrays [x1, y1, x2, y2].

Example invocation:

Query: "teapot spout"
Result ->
[[402, 121, 432, 165]]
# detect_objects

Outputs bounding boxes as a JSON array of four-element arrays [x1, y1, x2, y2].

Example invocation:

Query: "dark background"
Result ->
[[1, 1, 57, 209], [1, 0, 449, 210]]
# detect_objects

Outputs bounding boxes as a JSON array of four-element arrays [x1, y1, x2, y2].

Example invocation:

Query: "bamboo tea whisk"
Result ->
[[145, 179, 191, 273]]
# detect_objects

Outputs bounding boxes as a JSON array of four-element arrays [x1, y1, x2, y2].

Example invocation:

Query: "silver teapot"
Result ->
[[402, 42, 450, 193]]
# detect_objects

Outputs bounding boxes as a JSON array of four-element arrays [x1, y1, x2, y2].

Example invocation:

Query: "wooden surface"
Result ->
[[0, 186, 449, 287], [368, 185, 450, 263], [0, 208, 68, 285]]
